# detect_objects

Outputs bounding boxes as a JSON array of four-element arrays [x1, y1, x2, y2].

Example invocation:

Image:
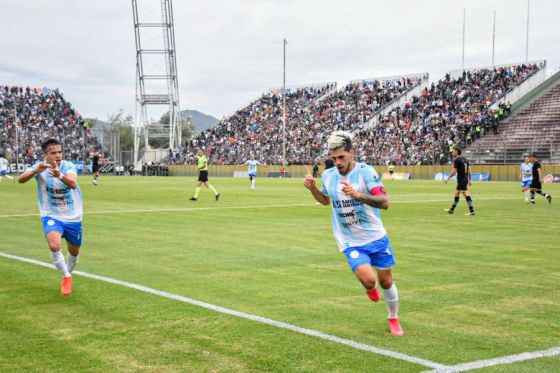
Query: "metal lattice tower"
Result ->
[[132, 0, 181, 163]]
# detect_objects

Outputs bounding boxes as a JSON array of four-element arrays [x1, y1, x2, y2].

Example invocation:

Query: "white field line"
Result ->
[[0, 197, 521, 219], [0, 251, 446, 371], [423, 346, 560, 372]]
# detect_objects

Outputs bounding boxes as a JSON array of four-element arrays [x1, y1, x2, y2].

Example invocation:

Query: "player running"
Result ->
[[18, 138, 84, 296], [520, 156, 533, 202], [190, 149, 220, 201], [0, 154, 15, 183], [529, 153, 552, 205], [303, 131, 404, 336], [92, 152, 100, 185], [242, 154, 267, 190], [444, 148, 475, 216]]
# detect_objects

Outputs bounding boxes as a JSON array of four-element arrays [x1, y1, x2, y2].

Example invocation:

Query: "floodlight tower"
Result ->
[[132, 0, 181, 164]]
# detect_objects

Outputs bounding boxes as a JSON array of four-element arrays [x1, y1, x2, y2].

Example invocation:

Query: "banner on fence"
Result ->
[[434, 172, 490, 181], [544, 174, 560, 183]]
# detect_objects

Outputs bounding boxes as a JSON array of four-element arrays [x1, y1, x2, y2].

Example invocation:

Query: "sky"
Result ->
[[1, 0, 559, 122]]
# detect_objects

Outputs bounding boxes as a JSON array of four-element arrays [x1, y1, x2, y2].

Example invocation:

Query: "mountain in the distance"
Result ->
[[180, 109, 219, 133]]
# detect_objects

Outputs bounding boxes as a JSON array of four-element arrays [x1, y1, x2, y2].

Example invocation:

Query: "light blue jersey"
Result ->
[[33, 161, 83, 222], [521, 162, 533, 181], [245, 159, 261, 176], [321, 162, 387, 251], [0, 157, 8, 173]]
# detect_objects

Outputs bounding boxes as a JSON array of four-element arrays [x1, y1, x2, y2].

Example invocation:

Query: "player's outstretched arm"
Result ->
[[18, 163, 49, 184]]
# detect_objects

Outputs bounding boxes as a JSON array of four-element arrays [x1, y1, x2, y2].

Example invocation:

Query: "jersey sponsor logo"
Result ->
[[47, 220, 55, 226], [350, 250, 359, 259], [331, 199, 363, 209]]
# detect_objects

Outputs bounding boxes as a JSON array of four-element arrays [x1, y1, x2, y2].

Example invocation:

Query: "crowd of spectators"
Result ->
[[181, 76, 422, 165], [0, 85, 101, 164], [355, 63, 541, 165], [1, 62, 542, 170]]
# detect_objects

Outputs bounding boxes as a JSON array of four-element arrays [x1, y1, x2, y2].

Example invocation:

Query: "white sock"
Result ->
[[5, 175, 13, 180], [383, 283, 399, 319], [524, 190, 530, 199], [251, 179, 255, 189], [67, 253, 79, 273], [51, 251, 71, 277]]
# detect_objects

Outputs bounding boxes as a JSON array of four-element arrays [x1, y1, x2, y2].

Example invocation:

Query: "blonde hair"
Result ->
[[327, 131, 353, 151]]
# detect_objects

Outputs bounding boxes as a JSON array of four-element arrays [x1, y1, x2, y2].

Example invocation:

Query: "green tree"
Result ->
[[107, 110, 134, 151]]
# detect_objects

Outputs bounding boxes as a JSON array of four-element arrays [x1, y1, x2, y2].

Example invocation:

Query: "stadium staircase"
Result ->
[[465, 69, 560, 164]]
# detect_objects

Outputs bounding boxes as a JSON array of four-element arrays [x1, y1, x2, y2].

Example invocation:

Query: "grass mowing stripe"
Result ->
[[424, 346, 560, 372], [0, 251, 447, 370], [0, 197, 521, 219], [0, 203, 317, 218]]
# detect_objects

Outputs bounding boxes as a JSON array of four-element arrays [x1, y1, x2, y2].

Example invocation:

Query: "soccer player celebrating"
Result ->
[[242, 154, 267, 190], [18, 138, 83, 296], [303, 131, 404, 336], [529, 153, 552, 205], [190, 149, 220, 201], [0, 154, 15, 183], [444, 148, 475, 216], [520, 156, 533, 202]]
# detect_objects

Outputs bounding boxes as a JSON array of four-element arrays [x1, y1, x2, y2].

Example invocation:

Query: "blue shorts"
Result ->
[[521, 180, 532, 188], [41, 217, 83, 247], [248, 172, 256, 178], [0, 170, 7, 176], [343, 236, 396, 271]]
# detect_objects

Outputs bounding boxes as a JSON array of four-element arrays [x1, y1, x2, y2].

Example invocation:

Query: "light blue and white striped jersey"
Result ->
[[521, 162, 533, 181], [321, 162, 387, 251], [0, 157, 8, 172], [33, 161, 83, 222], [245, 160, 261, 175]]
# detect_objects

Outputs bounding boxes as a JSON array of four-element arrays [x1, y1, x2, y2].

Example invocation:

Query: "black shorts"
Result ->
[[198, 170, 209, 182], [456, 179, 469, 191], [530, 181, 542, 191], [92, 165, 99, 173]]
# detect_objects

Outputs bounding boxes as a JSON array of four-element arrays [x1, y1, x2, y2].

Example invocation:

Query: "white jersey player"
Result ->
[[304, 130, 403, 336], [18, 138, 83, 296], [243, 155, 267, 190], [520, 156, 533, 202], [0, 156, 15, 183]]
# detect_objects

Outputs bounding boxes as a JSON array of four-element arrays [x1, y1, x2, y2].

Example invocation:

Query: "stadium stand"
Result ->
[[0, 85, 101, 165], [466, 67, 560, 164], [183, 83, 335, 165], [182, 76, 424, 164], [354, 63, 544, 165]]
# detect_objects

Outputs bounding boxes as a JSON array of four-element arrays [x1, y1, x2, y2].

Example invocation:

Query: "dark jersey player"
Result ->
[[92, 153, 100, 186], [444, 148, 475, 216], [529, 153, 552, 205]]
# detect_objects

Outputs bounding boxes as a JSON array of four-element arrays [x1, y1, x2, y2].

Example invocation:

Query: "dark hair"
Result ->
[[530, 153, 538, 158], [455, 148, 462, 155], [41, 138, 61, 153]]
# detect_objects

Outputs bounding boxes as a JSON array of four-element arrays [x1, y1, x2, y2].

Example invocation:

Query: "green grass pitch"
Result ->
[[1, 176, 559, 372]]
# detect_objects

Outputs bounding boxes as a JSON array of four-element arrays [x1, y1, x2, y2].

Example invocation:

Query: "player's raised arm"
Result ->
[[18, 163, 50, 184], [303, 165, 329, 205], [49, 162, 78, 189]]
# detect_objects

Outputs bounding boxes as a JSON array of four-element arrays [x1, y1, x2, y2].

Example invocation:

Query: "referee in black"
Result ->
[[529, 153, 552, 204], [444, 148, 475, 215]]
